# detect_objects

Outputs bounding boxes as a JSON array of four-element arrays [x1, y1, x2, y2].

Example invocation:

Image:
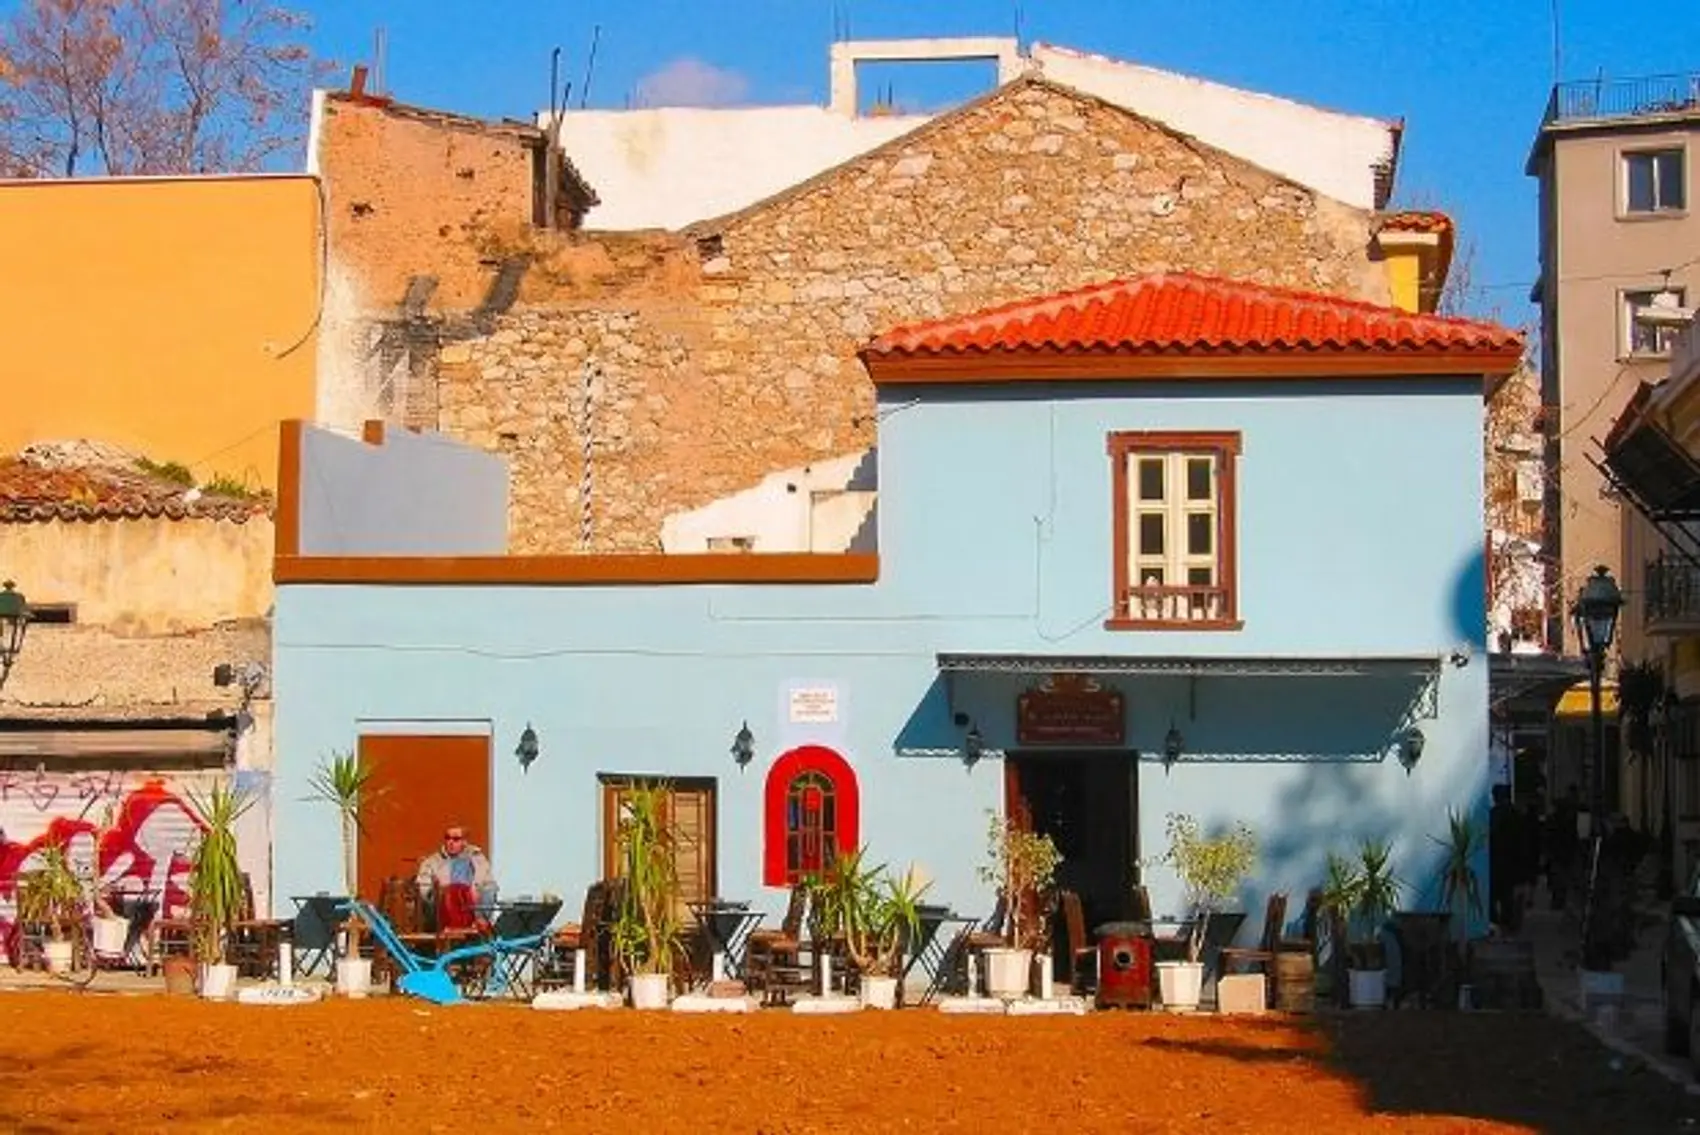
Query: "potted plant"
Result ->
[[1340, 838, 1402, 1009], [307, 750, 384, 996], [610, 781, 683, 1009], [17, 845, 83, 974], [814, 847, 929, 1009], [186, 783, 254, 1000], [976, 810, 1063, 998], [1149, 812, 1257, 1012], [1432, 807, 1484, 1007]]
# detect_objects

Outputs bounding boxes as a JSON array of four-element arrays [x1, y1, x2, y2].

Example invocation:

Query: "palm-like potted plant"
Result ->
[[306, 750, 385, 996], [1150, 812, 1258, 1011], [186, 783, 254, 1000], [1333, 838, 1402, 1009], [610, 782, 683, 1009], [17, 845, 84, 974], [813, 847, 930, 1009], [977, 810, 1063, 998], [1433, 808, 1484, 947]]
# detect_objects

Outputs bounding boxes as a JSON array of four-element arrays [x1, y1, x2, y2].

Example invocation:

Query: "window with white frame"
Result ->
[[1623, 148, 1686, 215], [1108, 431, 1241, 629], [1623, 287, 1689, 357]]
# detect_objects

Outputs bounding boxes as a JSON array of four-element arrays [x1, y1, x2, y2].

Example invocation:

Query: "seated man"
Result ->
[[416, 825, 496, 931]]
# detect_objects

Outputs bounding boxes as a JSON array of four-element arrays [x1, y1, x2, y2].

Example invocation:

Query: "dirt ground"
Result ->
[[2, 994, 1697, 1134]]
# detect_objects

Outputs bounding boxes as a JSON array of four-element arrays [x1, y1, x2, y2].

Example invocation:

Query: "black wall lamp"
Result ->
[[516, 723, 540, 774], [0, 580, 29, 691], [1162, 721, 1185, 773], [1398, 726, 1425, 774], [953, 712, 984, 768], [732, 721, 755, 768]]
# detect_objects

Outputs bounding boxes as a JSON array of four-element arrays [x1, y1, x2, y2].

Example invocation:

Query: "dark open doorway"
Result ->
[[1006, 751, 1140, 957]]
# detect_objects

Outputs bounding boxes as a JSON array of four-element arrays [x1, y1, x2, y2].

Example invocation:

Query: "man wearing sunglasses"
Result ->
[[416, 825, 496, 931]]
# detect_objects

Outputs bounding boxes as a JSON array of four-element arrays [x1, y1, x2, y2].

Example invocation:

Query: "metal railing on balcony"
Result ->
[[1645, 553, 1700, 628], [1546, 74, 1700, 126]]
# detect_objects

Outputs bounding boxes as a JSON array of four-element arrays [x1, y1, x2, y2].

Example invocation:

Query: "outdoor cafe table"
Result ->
[[470, 897, 562, 1000], [903, 905, 978, 1005], [686, 899, 765, 984]]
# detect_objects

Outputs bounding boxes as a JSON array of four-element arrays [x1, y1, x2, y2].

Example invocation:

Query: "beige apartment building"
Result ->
[[1530, 73, 1700, 653]]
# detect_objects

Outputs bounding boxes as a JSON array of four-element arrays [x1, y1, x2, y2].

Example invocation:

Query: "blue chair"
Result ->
[[339, 899, 548, 1006]]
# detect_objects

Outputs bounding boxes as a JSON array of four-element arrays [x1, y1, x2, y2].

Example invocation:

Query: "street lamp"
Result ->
[[1571, 564, 1622, 970], [0, 580, 28, 691]]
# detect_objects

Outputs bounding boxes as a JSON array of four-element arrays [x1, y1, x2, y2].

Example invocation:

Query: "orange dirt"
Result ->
[[1, 994, 1693, 1134]]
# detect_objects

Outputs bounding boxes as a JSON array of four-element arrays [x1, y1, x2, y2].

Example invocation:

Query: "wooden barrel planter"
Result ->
[[1467, 939, 1543, 1010], [1273, 951, 1315, 1013]]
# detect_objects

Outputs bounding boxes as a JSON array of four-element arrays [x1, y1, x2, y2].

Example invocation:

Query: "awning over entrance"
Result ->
[[1554, 681, 1619, 719], [936, 652, 1444, 678], [1489, 652, 1589, 713]]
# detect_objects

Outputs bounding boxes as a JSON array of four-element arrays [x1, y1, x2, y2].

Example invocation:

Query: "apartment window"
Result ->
[[762, 745, 860, 886], [1623, 287, 1689, 357], [1108, 431, 1242, 630], [1623, 148, 1686, 215]]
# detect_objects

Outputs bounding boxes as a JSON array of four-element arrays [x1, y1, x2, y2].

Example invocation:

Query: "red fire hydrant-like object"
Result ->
[[1095, 921, 1155, 1009]]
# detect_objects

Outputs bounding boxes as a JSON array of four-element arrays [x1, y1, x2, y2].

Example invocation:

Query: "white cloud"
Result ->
[[634, 58, 750, 108]]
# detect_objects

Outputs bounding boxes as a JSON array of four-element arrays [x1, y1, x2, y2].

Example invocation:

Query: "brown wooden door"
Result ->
[[599, 777, 717, 919], [356, 734, 492, 902]]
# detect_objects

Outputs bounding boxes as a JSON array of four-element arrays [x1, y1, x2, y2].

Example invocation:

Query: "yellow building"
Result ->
[[0, 174, 322, 490]]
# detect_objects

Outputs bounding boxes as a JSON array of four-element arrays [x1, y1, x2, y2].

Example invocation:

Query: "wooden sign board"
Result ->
[[1016, 673, 1125, 747]]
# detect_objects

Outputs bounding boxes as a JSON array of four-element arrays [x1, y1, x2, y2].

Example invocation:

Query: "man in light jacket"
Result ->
[[416, 824, 496, 927]]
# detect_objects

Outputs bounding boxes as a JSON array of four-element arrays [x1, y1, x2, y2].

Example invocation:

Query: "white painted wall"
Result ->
[[547, 106, 929, 231], [1028, 43, 1399, 211], [660, 450, 874, 553]]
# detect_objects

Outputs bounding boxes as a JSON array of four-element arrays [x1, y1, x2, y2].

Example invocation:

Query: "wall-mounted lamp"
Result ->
[[516, 723, 540, 774], [963, 725, 984, 768], [1398, 726, 1425, 774], [731, 721, 755, 768], [0, 580, 27, 691], [1162, 722, 1185, 773]]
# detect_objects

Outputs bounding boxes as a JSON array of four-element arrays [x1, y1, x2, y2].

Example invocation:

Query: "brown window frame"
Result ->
[[1107, 430, 1243, 632]]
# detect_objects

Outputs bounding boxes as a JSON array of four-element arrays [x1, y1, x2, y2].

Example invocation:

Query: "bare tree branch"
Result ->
[[0, 0, 330, 178]]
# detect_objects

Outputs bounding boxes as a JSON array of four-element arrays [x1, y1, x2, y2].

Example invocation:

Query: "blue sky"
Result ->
[[298, 2, 1700, 325]]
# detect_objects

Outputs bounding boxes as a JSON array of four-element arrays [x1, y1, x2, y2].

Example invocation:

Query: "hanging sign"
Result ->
[[1016, 673, 1125, 746]]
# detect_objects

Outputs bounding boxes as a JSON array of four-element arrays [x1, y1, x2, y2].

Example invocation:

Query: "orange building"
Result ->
[[0, 173, 322, 490]]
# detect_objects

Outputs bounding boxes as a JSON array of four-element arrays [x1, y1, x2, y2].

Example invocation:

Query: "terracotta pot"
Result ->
[[162, 956, 197, 996]]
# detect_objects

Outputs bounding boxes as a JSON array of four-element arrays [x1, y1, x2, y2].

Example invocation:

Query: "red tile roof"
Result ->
[[1380, 210, 1455, 235], [862, 272, 1522, 379], [0, 458, 271, 524]]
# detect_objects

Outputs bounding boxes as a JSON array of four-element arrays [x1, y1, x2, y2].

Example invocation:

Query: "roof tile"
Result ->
[[0, 458, 271, 524], [864, 271, 1520, 360]]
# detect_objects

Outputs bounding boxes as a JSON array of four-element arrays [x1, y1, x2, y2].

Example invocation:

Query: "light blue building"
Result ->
[[272, 273, 1523, 960]]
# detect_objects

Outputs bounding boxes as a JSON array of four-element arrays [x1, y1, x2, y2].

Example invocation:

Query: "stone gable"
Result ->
[[338, 79, 1388, 553]]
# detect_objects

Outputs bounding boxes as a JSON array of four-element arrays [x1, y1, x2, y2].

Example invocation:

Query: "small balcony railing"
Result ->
[[1546, 74, 1700, 126], [1116, 584, 1233, 627], [1645, 554, 1700, 631]]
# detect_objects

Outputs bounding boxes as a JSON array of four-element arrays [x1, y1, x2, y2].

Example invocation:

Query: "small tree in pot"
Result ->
[[812, 847, 929, 1008], [186, 783, 253, 1000], [17, 845, 84, 974], [1322, 838, 1403, 1008], [610, 781, 683, 1009], [977, 810, 1063, 998], [306, 750, 385, 994], [1150, 812, 1257, 1011]]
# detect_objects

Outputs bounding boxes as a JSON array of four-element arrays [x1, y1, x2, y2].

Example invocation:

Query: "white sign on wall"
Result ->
[[789, 686, 839, 725]]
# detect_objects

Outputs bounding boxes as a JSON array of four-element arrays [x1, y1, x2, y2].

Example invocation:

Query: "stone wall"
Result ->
[[0, 619, 268, 717], [326, 79, 1388, 553]]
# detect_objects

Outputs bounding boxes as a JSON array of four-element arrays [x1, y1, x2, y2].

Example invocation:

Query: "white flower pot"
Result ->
[[336, 957, 373, 998], [43, 939, 75, 975], [1156, 961, 1204, 1011], [629, 972, 671, 1010], [199, 962, 238, 1000], [983, 947, 1033, 998], [859, 975, 899, 1010], [93, 916, 129, 958], [1348, 968, 1387, 1009]]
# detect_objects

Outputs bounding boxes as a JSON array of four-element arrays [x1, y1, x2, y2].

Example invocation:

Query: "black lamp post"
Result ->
[[0, 580, 29, 691], [1571, 564, 1622, 969]]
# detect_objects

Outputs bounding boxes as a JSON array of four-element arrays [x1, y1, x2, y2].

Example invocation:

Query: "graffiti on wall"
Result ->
[[0, 770, 220, 962]]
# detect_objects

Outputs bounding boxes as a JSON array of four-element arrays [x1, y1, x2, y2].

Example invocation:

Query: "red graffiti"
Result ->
[[0, 778, 206, 963]]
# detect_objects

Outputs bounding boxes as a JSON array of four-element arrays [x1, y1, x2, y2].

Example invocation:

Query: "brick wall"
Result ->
[[322, 79, 1389, 553]]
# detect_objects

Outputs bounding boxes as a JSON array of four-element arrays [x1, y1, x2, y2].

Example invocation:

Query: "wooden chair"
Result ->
[[371, 875, 437, 988], [1218, 891, 1288, 1007], [227, 874, 292, 979], [541, 881, 608, 992], [1060, 890, 1097, 993], [746, 885, 810, 1004]]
